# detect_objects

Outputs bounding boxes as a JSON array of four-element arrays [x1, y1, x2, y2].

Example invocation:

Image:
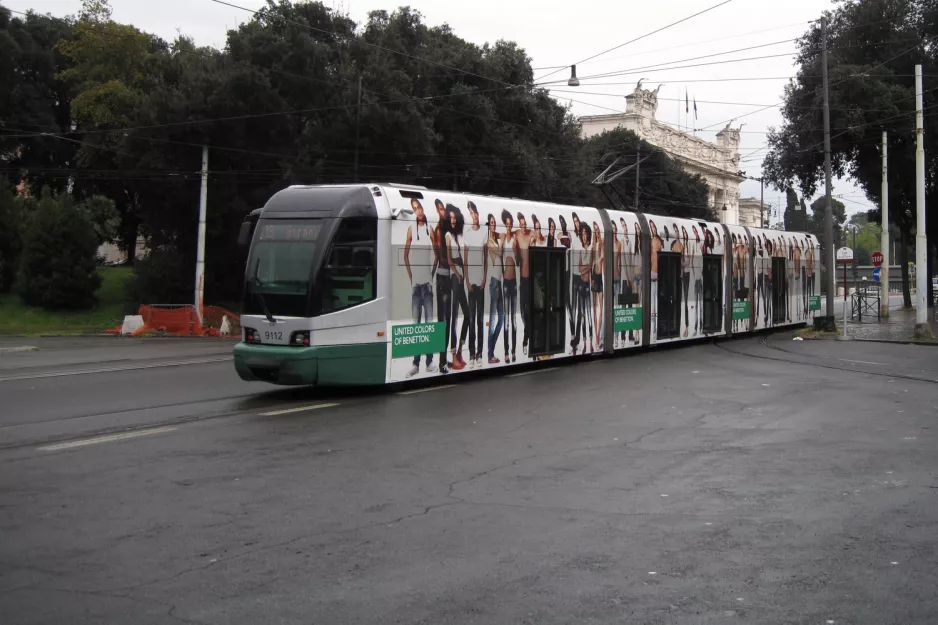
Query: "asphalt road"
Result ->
[[2, 334, 937, 624]]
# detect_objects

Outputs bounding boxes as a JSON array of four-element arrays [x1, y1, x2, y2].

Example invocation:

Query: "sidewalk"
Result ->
[[841, 306, 938, 343]]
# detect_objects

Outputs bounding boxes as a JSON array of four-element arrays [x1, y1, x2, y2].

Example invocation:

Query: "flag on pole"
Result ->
[[685, 88, 689, 114], [693, 96, 698, 120]]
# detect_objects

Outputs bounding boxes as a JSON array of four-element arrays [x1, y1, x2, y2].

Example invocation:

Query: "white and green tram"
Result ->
[[234, 184, 821, 386]]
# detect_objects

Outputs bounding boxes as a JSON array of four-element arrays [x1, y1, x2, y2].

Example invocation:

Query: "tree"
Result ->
[[17, 187, 101, 309], [808, 196, 847, 247], [0, 6, 76, 193], [0, 178, 22, 292], [761, 0, 937, 307], [574, 128, 714, 220]]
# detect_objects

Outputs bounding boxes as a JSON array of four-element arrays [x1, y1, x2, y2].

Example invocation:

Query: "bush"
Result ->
[[17, 189, 102, 309], [124, 246, 192, 312], [0, 182, 22, 293]]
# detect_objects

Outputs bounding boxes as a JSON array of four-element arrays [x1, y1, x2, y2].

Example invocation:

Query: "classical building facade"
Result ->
[[737, 197, 765, 229], [579, 83, 744, 225]]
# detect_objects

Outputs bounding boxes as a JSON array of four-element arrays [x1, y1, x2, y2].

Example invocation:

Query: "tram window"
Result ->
[[319, 217, 377, 314]]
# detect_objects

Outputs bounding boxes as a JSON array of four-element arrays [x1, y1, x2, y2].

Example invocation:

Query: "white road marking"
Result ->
[[397, 384, 457, 395], [258, 402, 339, 416], [38, 426, 177, 451], [839, 359, 885, 365], [0, 356, 232, 383], [507, 367, 560, 378]]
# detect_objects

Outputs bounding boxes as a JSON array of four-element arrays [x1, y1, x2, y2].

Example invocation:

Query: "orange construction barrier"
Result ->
[[108, 304, 241, 338]]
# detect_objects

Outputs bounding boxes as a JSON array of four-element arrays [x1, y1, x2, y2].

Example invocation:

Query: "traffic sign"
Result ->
[[836, 247, 854, 264], [871, 251, 884, 266], [872, 266, 881, 282]]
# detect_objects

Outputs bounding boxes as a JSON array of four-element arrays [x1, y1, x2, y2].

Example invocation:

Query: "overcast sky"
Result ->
[[8, 0, 876, 218]]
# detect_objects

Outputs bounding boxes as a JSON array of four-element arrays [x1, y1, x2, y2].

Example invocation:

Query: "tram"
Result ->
[[233, 184, 821, 386]]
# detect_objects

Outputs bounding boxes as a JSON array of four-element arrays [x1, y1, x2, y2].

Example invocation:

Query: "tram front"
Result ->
[[234, 185, 390, 386]]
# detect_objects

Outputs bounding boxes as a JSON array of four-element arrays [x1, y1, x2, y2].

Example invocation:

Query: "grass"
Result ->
[[0, 266, 132, 336], [794, 327, 841, 340]]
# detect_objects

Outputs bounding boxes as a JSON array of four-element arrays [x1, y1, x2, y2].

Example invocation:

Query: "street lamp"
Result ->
[[567, 65, 580, 87]]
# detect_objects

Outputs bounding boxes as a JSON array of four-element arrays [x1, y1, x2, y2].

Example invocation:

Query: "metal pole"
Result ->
[[760, 178, 764, 228], [634, 148, 640, 211], [821, 16, 836, 329], [914, 64, 928, 330], [354, 75, 362, 183], [194, 144, 208, 324], [842, 263, 848, 338], [881, 131, 889, 317]]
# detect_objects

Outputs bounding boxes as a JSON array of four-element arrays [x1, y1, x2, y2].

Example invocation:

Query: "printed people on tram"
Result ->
[[793, 237, 803, 321], [669, 223, 687, 337], [787, 236, 795, 322], [501, 210, 519, 363], [731, 233, 740, 331], [432, 199, 452, 373], [681, 226, 692, 336], [531, 214, 546, 247], [764, 235, 774, 325], [445, 205, 470, 370], [691, 226, 703, 333], [591, 220, 604, 349], [558, 214, 574, 337], [632, 221, 643, 345], [515, 212, 535, 357], [783, 236, 791, 322], [463, 201, 488, 369], [755, 234, 764, 323], [573, 222, 593, 354], [558, 215, 571, 249], [485, 213, 504, 365], [568, 212, 582, 339], [547, 217, 557, 248], [404, 198, 435, 377], [805, 239, 815, 317], [612, 220, 623, 348], [649, 220, 663, 340]]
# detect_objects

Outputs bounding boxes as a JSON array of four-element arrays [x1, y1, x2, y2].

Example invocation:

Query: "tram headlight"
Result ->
[[244, 327, 259, 343], [290, 330, 310, 346]]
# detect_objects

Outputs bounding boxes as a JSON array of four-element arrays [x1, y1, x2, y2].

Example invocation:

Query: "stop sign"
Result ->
[[871, 251, 884, 267]]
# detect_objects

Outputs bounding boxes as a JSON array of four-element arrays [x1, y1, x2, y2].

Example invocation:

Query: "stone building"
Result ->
[[737, 197, 765, 228], [579, 82, 744, 225]]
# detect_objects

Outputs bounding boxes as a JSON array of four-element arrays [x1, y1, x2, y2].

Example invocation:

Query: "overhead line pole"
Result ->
[[634, 148, 640, 211], [821, 16, 836, 330], [881, 131, 890, 318], [914, 64, 930, 335], [194, 145, 209, 324]]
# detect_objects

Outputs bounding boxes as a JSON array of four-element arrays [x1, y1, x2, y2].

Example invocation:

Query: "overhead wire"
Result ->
[[534, 0, 734, 83]]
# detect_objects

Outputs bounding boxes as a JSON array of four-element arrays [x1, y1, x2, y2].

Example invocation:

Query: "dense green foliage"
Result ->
[[17, 188, 102, 309], [1, 0, 716, 310], [762, 0, 938, 304], [0, 180, 22, 292]]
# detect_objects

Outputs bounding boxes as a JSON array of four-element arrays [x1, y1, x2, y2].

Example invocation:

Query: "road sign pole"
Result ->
[[843, 263, 848, 338]]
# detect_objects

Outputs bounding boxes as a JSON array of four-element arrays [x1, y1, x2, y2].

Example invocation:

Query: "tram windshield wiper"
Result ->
[[251, 258, 277, 324]]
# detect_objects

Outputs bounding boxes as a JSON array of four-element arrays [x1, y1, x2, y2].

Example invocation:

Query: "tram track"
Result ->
[[714, 335, 938, 385]]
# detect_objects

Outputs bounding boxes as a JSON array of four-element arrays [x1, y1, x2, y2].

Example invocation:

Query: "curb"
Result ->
[[0, 346, 39, 354]]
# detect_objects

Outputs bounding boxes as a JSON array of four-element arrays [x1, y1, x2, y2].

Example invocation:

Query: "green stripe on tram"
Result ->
[[234, 342, 387, 386]]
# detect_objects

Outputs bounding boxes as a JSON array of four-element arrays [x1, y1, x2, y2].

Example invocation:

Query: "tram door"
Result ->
[[529, 248, 566, 356], [772, 257, 787, 324], [702, 255, 723, 332], [657, 252, 682, 339]]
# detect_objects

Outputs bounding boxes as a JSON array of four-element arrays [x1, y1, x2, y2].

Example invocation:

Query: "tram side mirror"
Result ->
[[238, 221, 254, 249], [390, 207, 414, 220]]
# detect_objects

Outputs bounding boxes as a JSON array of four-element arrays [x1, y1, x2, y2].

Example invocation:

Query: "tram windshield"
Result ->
[[243, 216, 377, 318], [244, 220, 326, 318]]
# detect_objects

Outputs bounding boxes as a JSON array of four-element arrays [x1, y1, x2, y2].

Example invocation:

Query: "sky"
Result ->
[[7, 0, 877, 219]]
